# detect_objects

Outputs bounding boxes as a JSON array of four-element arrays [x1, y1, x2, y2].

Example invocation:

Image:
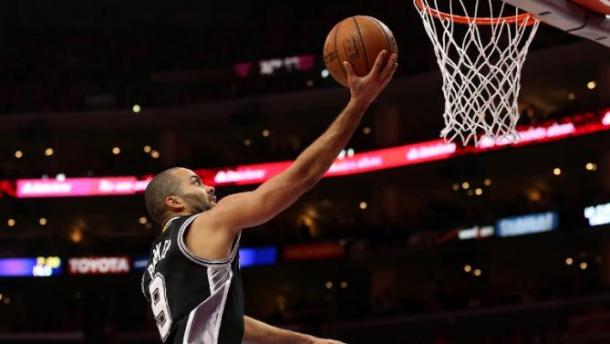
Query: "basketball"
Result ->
[[323, 16, 398, 87]]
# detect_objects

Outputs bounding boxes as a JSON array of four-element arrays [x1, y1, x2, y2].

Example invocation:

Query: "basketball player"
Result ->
[[141, 50, 398, 344]]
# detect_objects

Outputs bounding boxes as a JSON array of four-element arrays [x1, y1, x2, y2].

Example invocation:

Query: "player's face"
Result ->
[[174, 168, 217, 213]]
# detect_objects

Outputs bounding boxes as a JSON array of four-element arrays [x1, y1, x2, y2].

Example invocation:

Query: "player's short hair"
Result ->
[[145, 167, 182, 225]]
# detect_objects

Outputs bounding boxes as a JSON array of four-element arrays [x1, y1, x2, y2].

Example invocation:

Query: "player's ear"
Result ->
[[165, 195, 185, 211]]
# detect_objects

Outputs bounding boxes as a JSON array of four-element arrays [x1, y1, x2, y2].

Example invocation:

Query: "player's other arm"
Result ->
[[202, 51, 397, 232], [243, 316, 344, 344]]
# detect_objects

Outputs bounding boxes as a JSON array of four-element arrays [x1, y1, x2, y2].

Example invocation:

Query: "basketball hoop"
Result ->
[[414, 0, 540, 145]]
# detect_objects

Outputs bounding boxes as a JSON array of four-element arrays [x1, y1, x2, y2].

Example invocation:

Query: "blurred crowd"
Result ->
[[0, 252, 609, 343]]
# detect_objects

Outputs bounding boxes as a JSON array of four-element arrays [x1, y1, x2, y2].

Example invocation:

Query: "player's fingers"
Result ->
[[371, 50, 389, 75], [380, 61, 398, 88], [381, 53, 398, 80], [343, 61, 355, 78]]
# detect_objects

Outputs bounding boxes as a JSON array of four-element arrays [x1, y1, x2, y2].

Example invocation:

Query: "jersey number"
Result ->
[[149, 273, 172, 339]]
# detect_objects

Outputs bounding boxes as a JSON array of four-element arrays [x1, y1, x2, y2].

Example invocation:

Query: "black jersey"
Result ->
[[141, 214, 244, 344]]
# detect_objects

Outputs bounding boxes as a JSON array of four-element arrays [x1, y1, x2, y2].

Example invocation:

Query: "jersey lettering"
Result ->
[[148, 239, 171, 278]]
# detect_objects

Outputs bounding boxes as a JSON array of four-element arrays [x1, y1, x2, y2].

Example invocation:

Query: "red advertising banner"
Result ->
[[5, 109, 610, 199]]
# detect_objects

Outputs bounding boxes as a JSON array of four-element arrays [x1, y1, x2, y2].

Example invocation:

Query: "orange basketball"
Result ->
[[323, 16, 398, 87]]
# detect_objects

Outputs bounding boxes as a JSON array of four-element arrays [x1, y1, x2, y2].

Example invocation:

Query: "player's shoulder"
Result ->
[[148, 216, 190, 248]]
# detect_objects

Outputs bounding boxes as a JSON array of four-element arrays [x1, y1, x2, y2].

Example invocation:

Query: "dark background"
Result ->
[[1, 0, 610, 343]]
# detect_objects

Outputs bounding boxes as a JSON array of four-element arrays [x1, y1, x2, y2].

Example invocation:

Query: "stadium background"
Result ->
[[0, 0, 610, 343]]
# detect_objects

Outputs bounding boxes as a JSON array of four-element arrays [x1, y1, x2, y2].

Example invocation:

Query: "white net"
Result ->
[[414, 0, 540, 145]]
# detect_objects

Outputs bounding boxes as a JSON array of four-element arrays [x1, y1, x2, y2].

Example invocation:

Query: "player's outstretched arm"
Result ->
[[203, 51, 397, 230], [243, 316, 345, 344], [188, 51, 397, 260]]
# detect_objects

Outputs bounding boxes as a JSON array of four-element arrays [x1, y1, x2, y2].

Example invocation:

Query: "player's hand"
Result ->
[[343, 50, 398, 108]]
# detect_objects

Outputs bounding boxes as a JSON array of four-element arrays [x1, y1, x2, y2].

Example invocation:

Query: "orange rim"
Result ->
[[414, 0, 537, 26]]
